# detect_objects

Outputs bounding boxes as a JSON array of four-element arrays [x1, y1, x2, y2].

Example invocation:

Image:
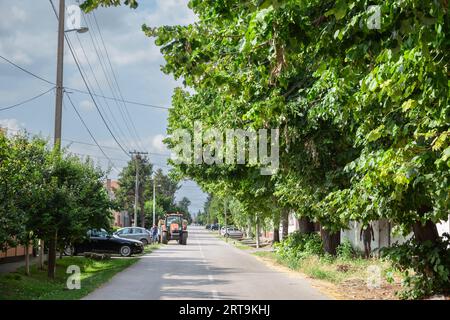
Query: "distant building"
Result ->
[[105, 178, 130, 228]]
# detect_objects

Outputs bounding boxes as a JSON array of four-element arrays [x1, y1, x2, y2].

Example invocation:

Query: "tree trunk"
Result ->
[[256, 215, 260, 249], [38, 239, 44, 270], [47, 231, 57, 279], [298, 216, 315, 234], [320, 227, 340, 255], [281, 208, 289, 240], [412, 205, 440, 243], [413, 220, 439, 243], [273, 227, 280, 243], [272, 211, 280, 243], [24, 242, 30, 276], [247, 216, 254, 238]]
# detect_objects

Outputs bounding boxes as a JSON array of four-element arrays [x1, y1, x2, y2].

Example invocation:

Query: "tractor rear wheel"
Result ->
[[180, 232, 187, 245], [161, 231, 168, 244]]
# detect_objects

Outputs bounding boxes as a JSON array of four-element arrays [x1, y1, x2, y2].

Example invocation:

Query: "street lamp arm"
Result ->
[[65, 27, 89, 33]]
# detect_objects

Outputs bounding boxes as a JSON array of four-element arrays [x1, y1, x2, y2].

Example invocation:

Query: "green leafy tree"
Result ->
[[82, 0, 449, 295], [116, 155, 152, 227]]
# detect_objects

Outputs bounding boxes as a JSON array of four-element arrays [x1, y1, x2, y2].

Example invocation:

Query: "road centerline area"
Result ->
[[84, 226, 329, 300]]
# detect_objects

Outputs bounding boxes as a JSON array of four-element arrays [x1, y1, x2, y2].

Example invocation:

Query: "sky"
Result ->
[[0, 0, 207, 215]]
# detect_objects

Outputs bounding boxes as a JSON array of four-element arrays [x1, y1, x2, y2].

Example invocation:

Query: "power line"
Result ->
[[69, 151, 129, 164], [0, 54, 170, 110], [70, 31, 134, 151], [65, 36, 130, 156], [72, 89, 170, 109], [1, 123, 170, 157], [76, 15, 137, 150], [83, 12, 144, 150], [0, 55, 54, 85], [0, 124, 171, 169], [0, 87, 55, 111], [91, 11, 145, 149], [49, 0, 130, 157], [65, 92, 119, 172], [65, 138, 171, 156]]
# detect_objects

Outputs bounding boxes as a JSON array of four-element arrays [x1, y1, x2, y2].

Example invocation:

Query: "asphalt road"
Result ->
[[84, 226, 329, 300]]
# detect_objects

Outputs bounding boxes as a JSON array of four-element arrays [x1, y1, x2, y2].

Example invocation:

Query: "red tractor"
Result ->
[[158, 213, 188, 245]]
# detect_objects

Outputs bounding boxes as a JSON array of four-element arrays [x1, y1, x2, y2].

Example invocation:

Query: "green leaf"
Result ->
[[366, 125, 385, 142], [401, 99, 416, 112]]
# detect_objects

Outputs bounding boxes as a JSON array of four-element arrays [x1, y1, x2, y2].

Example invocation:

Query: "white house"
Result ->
[[341, 216, 450, 254]]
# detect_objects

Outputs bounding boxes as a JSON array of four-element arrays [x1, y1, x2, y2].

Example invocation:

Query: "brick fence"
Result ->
[[0, 245, 33, 263]]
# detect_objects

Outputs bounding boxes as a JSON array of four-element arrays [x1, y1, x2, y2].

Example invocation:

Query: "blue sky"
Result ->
[[0, 0, 207, 215]]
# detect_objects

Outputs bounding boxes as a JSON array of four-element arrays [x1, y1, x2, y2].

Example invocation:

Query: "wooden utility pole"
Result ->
[[129, 151, 148, 227], [152, 175, 157, 226], [54, 0, 65, 148], [47, 0, 66, 279]]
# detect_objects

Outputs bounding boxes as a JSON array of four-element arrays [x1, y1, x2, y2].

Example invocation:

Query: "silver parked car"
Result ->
[[114, 227, 152, 245], [222, 226, 244, 239]]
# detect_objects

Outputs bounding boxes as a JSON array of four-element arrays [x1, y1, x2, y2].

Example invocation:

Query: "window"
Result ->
[[90, 229, 108, 238], [121, 228, 132, 235]]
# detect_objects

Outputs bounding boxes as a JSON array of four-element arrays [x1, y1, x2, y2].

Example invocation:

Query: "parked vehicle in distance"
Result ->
[[159, 213, 188, 245], [205, 224, 211, 229], [224, 226, 244, 239], [68, 229, 144, 257], [114, 227, 152, 245], [220, 226, 243, 238], [220, 225, 234, 236], [210, 223, 219, 230]]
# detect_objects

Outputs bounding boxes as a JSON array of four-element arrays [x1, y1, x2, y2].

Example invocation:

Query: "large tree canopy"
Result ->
[[81, 0, 449, 247]]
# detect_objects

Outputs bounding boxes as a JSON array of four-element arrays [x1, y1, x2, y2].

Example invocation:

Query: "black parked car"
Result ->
[[210, 223, 219, 230], [68, 229, 144, 257]]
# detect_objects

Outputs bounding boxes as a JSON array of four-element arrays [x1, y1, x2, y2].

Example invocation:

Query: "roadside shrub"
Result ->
[[274, 231, 323, 264], [382, 233, 450, 299], [111, 226, 121, 232], [336, 238, 355, 260]]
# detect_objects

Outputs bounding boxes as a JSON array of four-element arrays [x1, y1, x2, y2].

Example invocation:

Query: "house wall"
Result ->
[[341, 220, 413, 254], [276, 212, 449, 250], [278, 212, 300, 236], [437, 215, 450, 236], [342, 217, 450, 254]]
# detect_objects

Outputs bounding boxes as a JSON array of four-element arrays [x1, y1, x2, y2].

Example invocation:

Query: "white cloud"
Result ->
[[79, 99, 94, 111], [143, 0, 197, 26], [150, 134, 167, 153], [0, 118, 25, 135], [109, 45, 161, 66]]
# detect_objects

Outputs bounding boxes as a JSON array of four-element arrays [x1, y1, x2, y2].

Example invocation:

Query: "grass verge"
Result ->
[[143, 243, 161, 254], [0, 243, 162, 300], [252, 251, 402, 299], [0, 256, 138, 300], [211, 231, 255, 250]]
